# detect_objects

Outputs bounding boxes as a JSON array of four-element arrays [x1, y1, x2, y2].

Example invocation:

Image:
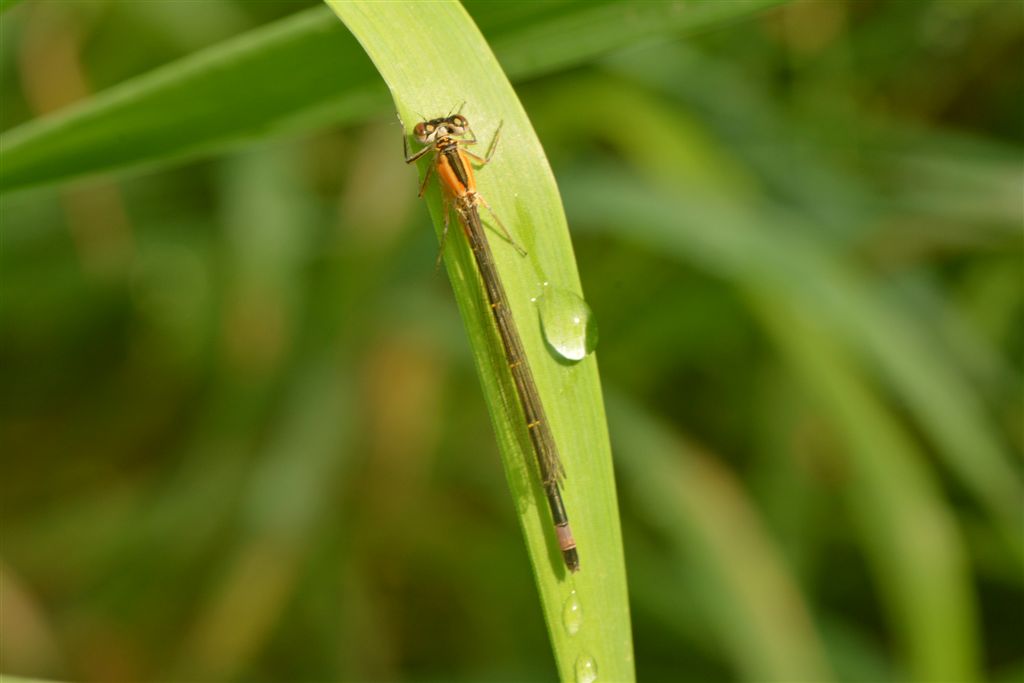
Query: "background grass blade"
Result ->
[[527, 67, 1021, 552], [561, 169, 983, 680], [0, 2, 782, 194], [324, 1, 632, 681], [563, 166, 1022, 555], [484, 0, 783, 79], [752, 297, 979, 682], [608, 393, 834, 682], [0, 7, 381, 192]]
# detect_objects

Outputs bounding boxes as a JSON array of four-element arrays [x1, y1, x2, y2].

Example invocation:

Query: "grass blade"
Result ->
[[609, 393, 835, 682], [0, 7, 382, 192], [324, 2, 632, 681]]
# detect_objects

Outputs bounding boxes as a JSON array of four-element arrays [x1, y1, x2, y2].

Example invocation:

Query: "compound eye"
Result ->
[[451, 115, 467, 129], [416, 122, 437, 142]]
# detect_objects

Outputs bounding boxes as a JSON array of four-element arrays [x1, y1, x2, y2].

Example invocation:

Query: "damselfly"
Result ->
[[402, 110, 579, 573]]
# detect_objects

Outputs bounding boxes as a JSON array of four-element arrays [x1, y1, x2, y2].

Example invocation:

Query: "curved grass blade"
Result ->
[[608, 393, 835, 682], [324, 2, 632, 681], [753, 296, 980, 682]]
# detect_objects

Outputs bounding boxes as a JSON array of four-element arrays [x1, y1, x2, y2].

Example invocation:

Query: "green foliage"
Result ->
[[2, 1, 1021, 682]]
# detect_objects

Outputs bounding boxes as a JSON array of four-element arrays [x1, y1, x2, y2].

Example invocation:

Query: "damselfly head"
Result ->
[[413, 114, 471, 144]]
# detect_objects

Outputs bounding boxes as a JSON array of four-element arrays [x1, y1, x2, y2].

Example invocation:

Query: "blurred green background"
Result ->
[[1, 1, 1022, 682]]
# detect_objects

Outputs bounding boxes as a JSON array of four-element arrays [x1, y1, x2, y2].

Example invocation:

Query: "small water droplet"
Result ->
[[536, 285, 597, 362], [575, 654, 598, 683], [562, 591, 583, 636]]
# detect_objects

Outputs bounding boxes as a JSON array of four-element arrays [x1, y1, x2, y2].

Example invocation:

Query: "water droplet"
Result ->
[[536, 285, 597, 362], [562, 590, 583, 636], [575, 654, 598, 683]]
